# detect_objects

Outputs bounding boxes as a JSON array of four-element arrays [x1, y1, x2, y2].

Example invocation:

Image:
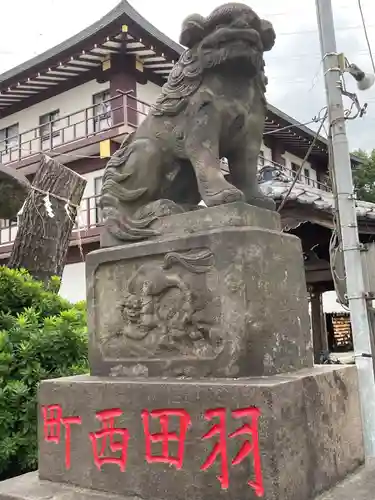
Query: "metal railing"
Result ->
[[0, 194, 103, 247], [0, 157, 332, 248], [0, 94, 331, 248], [257, 158, 331, 192], [0, 94, 151, 165]]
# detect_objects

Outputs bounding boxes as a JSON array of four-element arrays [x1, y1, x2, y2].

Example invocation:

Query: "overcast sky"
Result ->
[[1, 0, 375, 151]]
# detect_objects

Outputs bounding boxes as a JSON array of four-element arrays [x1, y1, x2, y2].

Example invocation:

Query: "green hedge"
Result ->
[[0, 267, 88, 480]]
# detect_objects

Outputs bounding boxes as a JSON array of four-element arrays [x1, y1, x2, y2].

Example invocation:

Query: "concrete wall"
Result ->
[[60, 262, 86, 303]]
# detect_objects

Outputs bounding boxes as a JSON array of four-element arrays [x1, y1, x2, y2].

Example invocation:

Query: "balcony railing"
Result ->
[[0, 94, 152, 165], [0, 195, 103, 248], [257, 158, 331, 192], [0, 158, 332, 249]]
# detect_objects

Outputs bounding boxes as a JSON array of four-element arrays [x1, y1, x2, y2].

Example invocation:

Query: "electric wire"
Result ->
[[263, 115, 325, 135], [358, 0, 375, 73], [277, 110, 328, 213]]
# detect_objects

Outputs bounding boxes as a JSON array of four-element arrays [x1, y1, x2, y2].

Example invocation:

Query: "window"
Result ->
[[258, 150, 265, 167], [93, 91, 111, 132], [303, 168, 311, 185], [39, 110, 60, 142], [0, 123, 19, 153]]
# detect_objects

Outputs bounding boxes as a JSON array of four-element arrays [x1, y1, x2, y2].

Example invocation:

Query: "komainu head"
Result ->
[[152, 3, 275, 116], [180, 2, 275, 73]]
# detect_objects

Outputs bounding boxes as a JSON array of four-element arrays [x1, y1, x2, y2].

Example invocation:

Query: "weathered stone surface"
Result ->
[[2, 461, 374, 500], [0, 472, 127, 500], [101, 202, 280, 248], [36, 366, 363, 500], [100, 4, 276, 244], [0, 164, 29, 220], [88, 204, 312, 378], [316, 460, 375, 500]]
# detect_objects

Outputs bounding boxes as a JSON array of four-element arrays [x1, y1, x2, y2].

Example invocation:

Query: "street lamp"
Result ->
[[345, 62, 375, 91]]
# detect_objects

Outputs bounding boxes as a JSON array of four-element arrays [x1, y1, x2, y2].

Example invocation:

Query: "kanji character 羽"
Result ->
[[200, 406, 264, 496]]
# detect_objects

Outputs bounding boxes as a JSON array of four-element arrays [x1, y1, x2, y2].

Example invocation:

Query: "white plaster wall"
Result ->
[[136, 80, 161, 124], [59, 262, 86, 303], [262, 144, 272, 163], [258, 142, 273, 169], [323, 290, 346, 313], [0, 79, 110, 162], [79, 168, 105, 229], [0, 223, 17, 245], [282, 151, 317, 184], [136, 80, 161, 105], [82, 168, 105, 198]]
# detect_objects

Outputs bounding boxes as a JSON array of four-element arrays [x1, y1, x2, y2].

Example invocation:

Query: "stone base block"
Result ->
[[3, 463, 375, 500], [34, 365, 363, 500], [0, 472, 125, 500], [87, 202, 313, 378]]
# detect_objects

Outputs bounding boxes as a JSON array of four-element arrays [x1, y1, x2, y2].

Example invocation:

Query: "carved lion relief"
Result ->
[[101, 249, 223, 359]]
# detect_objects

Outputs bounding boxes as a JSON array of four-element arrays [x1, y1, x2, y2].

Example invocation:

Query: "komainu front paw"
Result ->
[[204, 183, 245, 207]]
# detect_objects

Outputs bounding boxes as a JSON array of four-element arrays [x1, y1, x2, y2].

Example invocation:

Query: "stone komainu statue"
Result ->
[[100, 2, 276, 242]]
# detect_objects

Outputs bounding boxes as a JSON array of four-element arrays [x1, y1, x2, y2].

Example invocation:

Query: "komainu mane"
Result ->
[[100, 2, 276, 242]]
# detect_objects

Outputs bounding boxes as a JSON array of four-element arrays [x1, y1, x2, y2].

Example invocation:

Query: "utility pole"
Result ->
[[316, 0, 375, 459]]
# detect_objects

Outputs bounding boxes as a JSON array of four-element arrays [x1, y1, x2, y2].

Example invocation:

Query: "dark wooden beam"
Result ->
[[15, 125, 126, 176], [0, 23, 123, 92], [306, 268, 333, 284], [124, 18, 179, 63], [46, 68, 81, 77], [95, 45, 121, 54], [310, 289, 329, 363], [68, 59, 99, 69], [66, 241, 99, 264], [0, 66, 102, 119]]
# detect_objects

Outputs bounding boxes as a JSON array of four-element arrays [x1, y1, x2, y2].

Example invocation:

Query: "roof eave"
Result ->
[[0, 0, 182, 89], [0, 1, 356, 164]]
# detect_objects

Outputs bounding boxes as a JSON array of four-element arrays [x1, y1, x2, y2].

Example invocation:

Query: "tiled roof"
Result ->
[[259, 179, 375, 221]]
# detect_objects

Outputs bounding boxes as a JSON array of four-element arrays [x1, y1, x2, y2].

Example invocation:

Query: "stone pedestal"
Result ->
[[0, 367, 364, 500], [88, 203, 313, 378], [0, 203, 365, 500]]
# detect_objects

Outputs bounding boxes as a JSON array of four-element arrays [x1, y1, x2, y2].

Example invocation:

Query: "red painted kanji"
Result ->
[[200, 408, 229, 488], [142, 409, 191, 469], [89, 408, 129, 472], [230, 407, 264, 497], [41, 404, 82, 470], [201, 407, 264, 496]]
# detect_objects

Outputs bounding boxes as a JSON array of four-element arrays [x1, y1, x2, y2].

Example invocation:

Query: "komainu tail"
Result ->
[[100, 133, 158, 241]]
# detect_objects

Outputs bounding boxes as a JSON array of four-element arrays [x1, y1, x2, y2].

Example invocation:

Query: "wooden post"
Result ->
[[310, 288, 329, 363], [8, 155, 86, 284]]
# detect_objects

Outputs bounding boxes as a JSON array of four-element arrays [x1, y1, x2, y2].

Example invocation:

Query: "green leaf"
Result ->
[[0, 266, 88, 480]]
